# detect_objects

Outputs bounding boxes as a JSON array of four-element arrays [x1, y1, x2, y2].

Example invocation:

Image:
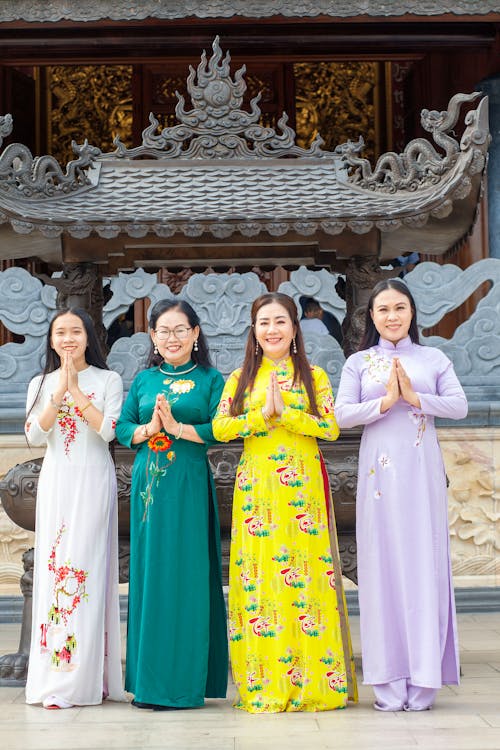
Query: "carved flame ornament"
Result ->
[[112, 36, 326, 160]]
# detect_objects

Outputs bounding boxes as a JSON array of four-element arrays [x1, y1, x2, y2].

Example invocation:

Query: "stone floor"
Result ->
[[1, 613, 500, 749]]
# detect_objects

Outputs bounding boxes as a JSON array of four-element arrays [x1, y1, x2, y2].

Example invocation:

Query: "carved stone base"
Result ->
[[338, 534, 358, 585], [0, 548, 33, 686]]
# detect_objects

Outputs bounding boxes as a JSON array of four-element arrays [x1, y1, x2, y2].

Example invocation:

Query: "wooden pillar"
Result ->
[[42, 262, 108, 355]]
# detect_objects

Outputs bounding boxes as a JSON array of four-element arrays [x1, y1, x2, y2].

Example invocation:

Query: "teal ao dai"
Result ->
[[115, 362, 228, 708]]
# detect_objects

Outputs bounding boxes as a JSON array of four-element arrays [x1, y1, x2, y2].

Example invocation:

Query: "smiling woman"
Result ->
[[24, 308, 124, 710], [370, 288, 414, 345], [115, 299, 228, 711], [212, 292, 357, 713], [335, 278, 468, 712]]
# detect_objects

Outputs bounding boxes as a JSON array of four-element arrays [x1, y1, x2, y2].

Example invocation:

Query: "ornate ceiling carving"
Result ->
[[0, 1, 497, 22]]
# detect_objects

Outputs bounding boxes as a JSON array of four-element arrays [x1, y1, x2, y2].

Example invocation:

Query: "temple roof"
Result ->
[[0, 1, 498, 22], [0, 37, 490, 268]]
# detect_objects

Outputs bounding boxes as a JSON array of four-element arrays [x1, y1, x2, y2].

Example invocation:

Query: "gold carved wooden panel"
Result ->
[[294, 61, 388, 162], [44, 65, 133, 163]]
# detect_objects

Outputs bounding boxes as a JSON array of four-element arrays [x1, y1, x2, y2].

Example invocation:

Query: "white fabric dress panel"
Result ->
[[24, 366, 125, 706]]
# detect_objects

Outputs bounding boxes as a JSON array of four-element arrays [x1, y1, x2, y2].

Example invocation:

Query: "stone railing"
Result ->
[[0, 260, 498, 429]]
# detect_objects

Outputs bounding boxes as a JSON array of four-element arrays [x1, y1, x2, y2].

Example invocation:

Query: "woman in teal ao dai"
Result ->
[[116, 300, 228, 710]]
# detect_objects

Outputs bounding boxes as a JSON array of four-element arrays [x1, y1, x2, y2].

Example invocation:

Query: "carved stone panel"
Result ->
[[440, 427, 500, 587]]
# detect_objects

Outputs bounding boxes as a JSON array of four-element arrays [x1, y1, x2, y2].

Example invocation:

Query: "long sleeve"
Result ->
[[192, 369, 225, 446], [115, 376, 141, 450], [335, 355, 388, 429], [25, 375, 51, 446], [97, 371, 123, 443], [212, 370, 268, 442], [417, 357, 468, 420], [278, 366, 340, 441]]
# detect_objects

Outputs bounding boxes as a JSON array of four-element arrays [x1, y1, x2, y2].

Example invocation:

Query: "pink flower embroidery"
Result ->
[[57, 392, 95, 456], [41, 523, 88, 669], [408, 409, 427, 447], [377, 454, 391, 469]]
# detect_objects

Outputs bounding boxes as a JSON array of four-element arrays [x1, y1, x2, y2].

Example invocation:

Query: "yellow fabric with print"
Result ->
[[213, 356, 357, 713]]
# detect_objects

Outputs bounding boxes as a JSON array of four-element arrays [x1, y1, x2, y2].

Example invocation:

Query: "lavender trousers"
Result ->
[[373, 679, 437, 711]]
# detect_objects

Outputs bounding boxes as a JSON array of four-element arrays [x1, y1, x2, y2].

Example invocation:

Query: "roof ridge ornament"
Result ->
[[0, 122, 101, 199], [111, 36, 328, 160], [335, 91, 488, 193]]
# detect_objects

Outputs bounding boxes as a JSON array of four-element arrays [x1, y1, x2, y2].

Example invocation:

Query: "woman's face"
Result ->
[[370, 288, 413, 344], [254, 302, 296, 361], [151, 308, 199, 367], [50, 312, 88, 369]]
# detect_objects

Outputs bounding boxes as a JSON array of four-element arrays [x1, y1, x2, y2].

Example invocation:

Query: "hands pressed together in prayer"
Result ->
[[155, 393, 179, 434], [136, 392, 203, 445], [39, 351, 103, 434], [381, 357, 421, 413], [52, 352, 80, 405], [262, 371, 285, 420], [141, 394, 177, 438]]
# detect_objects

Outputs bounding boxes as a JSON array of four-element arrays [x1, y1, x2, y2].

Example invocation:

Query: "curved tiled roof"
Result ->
[[0, 38, 490, 262]]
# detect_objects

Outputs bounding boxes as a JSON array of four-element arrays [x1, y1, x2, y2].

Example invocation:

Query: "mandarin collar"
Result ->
[[261, 355, 293, 370], [378, 336, 412, 352], [159, 359, 195, 373]]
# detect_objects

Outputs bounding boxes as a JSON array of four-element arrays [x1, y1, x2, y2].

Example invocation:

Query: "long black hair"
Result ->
[[359, 278, 420, 351], [27, 307, 108, 417], [146, 299, 212, 369], [230, 292, 320, 417]]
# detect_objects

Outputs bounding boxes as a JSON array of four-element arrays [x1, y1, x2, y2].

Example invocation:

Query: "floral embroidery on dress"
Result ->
[[216, 357, 351, 712], [168, 379, 196, 395], [408, 408, 427, 447], [276, 465, 303, 487], [141, 432, 176, 521], [374, 490, 382, 499], [322, 393, 335, 414], [40, 523, 88, 671], [295, 512, 319, 535], [298, 604, 325, 637], [325, 662, 348, 694], [377, 454, 392, 469], [363, 350, 391, 383], [248, 598, 283, 639], [58, 392, 95, 456]]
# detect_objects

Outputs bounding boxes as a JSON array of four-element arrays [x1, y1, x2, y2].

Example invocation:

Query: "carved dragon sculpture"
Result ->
[[0, 129, 101, 198], [336, 91, 483, 192]]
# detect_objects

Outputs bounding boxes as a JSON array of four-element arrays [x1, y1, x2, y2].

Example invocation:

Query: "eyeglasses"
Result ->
[[155, 326, 192, 341]]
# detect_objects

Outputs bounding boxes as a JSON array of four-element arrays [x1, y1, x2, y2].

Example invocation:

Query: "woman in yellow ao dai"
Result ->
[[213, 292, 357, 713]]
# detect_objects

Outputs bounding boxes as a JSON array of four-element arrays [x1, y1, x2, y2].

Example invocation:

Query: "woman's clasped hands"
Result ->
[[52, 352, 81, 405], [155, 393, 179, 435], [380, 357, 421, 413], [262, 370, 285, 421]]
